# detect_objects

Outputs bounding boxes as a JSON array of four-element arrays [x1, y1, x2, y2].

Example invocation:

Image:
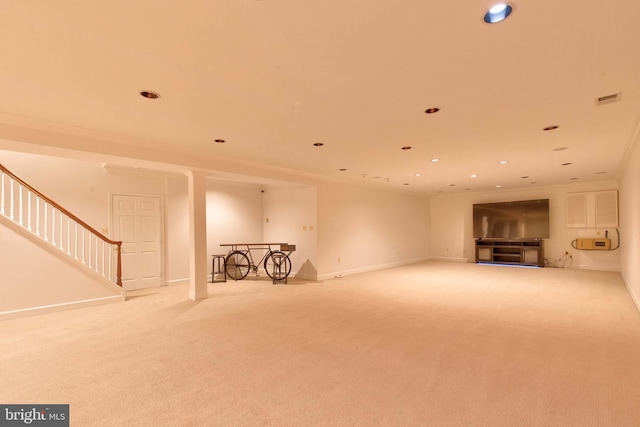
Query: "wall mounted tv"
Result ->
[[473, 199, 550, 239]]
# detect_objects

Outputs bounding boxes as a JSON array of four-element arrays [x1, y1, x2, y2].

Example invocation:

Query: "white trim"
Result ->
[[0, 295, 123, 321]]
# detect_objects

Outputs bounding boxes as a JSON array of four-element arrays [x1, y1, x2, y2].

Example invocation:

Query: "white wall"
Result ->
[[1, 151, 110, 231], [206, 179, 264, 274], [0, 219, 122, 315], [263, 185, 317, 279], [619, 131, 640, 311], [316, 181, 430, 280], [430, 180, 621, 270]]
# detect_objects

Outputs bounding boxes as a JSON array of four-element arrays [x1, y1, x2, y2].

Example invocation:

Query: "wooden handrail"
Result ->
[[0, 163, 123, 286]]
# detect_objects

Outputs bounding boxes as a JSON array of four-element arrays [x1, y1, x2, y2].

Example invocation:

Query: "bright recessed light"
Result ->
[[498, 160, 508, 165], [140, 90, 160, 99], [484, 3, 512, 24], [470, 174, 478, 178], [496, 185, 502, 188], [415, 173, 422, 177], [431, 158, 440, 163]]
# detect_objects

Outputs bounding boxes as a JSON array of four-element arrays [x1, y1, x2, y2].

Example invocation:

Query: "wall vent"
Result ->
[[595, 93, 621, 106]]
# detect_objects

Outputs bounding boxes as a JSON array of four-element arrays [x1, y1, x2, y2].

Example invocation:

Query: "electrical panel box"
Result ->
[[576, 238, 611, 250]]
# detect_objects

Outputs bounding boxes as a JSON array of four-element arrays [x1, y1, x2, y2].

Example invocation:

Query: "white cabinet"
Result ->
[[566, 190, 618, 228]]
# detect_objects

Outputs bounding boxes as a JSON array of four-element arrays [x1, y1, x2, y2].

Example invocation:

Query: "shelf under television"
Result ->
[[475, 238, 544, 267]]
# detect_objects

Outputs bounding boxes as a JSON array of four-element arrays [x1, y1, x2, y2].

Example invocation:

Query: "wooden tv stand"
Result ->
[[475, 239, 544, 267]]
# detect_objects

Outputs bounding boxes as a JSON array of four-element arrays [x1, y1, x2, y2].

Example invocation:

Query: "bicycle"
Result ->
[[221, 243, 294, 281]]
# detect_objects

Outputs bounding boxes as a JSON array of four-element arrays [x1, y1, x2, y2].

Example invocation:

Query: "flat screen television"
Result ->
[[473, 199, 550, 239]]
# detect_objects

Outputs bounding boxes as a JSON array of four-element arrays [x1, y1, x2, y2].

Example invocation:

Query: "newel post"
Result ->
[[116, 242, 123, 287]]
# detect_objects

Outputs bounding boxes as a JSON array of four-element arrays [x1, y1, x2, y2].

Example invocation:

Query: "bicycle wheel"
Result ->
[[264, 251, 292, 280], [225, 251, 251, 280]]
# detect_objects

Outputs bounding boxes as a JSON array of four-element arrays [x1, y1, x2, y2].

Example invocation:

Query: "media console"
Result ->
[[475, 239, 544, 267]]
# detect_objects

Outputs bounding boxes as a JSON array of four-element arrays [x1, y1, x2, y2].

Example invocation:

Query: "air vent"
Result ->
[[595, 93, 621, 106]]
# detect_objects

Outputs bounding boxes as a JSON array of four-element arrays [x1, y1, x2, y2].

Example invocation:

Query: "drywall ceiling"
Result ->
[[1, 1, 639, 194]]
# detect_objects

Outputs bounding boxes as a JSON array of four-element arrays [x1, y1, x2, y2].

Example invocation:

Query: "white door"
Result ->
[[112, 194, 163, 290]]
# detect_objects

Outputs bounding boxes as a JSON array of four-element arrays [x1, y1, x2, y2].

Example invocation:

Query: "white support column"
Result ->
[[186, 170, 208, 300]]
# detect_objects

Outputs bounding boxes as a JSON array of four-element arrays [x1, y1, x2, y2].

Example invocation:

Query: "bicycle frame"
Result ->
[[220, 243, 295, 281]]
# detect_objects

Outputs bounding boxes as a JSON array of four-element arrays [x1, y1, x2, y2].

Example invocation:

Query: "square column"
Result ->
[[186, 170, 208, 300]]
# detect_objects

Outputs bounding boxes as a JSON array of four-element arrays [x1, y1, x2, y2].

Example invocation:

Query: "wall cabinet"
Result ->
[[566, 190, 618, 228], [475, 239, 544, 267]]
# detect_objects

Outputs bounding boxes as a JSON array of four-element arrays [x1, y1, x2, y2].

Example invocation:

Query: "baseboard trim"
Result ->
[[0, 294, 124, 321], [620, 271, 640, 315]]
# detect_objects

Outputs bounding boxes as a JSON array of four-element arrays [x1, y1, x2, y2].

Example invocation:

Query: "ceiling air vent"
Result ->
[[595, 93, 621, 106]]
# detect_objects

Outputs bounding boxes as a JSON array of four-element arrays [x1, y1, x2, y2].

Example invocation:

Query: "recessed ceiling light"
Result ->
[[415, 173, 422, 177], [496, 185, 502, 188], [424, 107, 440, 114], [339, 168, 347, 171], [521, 176, 529, 179], [214, 139, 226, 143], [552, 147, 568, 151], [403, 183, 410, 186], [484, 3, 513, 24], [431, 158, 440, 163], [313, 142, 324, 147], [449, 184, 456, 187], [140, 90, 160, 99], [470, 174, 478, 178], [562, 162, 573, 166], [498, 160, 508, 165], [543, 125, 559, 131], [401, 146, 412, 150]]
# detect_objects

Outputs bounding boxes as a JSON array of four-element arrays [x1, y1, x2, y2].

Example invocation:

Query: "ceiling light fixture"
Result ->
[[415, 173, 422, 177], [562, 162, 573, 166], [498, 160, 508, 165], [431, 158, 440, 163], [496, 185, 502, 188], [552, 147, 568, 151], [484, 3, 513, 24], [424, 107, 440, 114], [401, 146, 412, 150], [470, 174, 478, 178], [543, 125, 559, 131], [214, 139, 226, 143], [339, 168, 347, 171], [313, 142, 324, 147], [140, 90, 160, 99]]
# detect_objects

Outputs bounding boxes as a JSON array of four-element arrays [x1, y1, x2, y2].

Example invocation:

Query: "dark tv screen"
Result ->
[[473, 199, 550, 239]]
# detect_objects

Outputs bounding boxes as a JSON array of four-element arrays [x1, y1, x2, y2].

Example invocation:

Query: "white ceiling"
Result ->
[[1, 1, 639, 194]]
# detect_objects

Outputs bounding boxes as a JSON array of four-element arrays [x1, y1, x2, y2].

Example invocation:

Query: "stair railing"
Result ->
[[0, 164, 122, 287]]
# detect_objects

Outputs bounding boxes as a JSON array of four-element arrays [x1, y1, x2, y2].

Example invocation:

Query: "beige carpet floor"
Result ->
[[1, 261, 640, 426]]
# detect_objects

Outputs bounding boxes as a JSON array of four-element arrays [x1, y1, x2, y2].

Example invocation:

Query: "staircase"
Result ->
[[0, 163, 123, 318]]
